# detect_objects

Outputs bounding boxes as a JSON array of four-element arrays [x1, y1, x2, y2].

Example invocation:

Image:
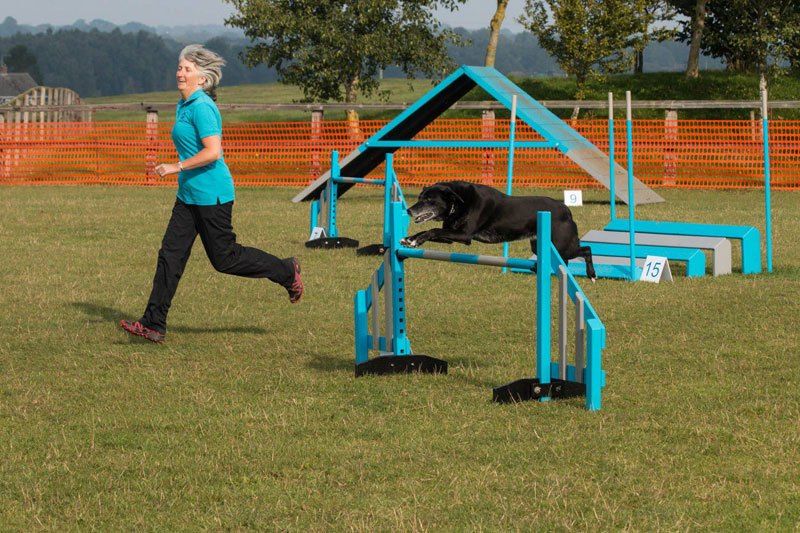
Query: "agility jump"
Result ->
[[352, 155, 607, 411]]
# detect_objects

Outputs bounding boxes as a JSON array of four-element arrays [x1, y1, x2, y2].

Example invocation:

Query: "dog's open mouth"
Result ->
[[412, 211, 437, 224]]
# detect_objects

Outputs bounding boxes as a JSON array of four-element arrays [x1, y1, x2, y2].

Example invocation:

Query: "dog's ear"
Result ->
[[442, 185, 465, 206]]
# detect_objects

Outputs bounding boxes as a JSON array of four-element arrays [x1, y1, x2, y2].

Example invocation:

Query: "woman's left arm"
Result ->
[[155, 135, 222, 177]]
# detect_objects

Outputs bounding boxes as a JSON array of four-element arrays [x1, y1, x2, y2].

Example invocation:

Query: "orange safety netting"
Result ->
[[1, 119, 798, 190]]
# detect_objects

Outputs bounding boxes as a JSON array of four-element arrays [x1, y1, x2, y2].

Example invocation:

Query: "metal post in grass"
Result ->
[[761, 90, 773, 273], [309, 199, 319, 236], [536, 210, 552, 401], [383, 154, 394, 247], [608, 92, 617, 222], [625, 91, 637, 280], [327, 150, 340, 238], [502, 94, 518, 273]]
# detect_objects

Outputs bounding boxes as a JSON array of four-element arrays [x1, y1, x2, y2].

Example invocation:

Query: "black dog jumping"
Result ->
[[401, 180, 596, 280]]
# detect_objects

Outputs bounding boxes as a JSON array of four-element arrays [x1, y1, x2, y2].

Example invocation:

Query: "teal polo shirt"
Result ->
[[172, 89, 235, 205]]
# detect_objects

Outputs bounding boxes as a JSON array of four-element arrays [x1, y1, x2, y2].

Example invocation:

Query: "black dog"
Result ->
[[401, 180, 596, 280]]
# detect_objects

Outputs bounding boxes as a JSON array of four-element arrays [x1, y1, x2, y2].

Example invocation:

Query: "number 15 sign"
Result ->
[[640, 256, 673, 283]]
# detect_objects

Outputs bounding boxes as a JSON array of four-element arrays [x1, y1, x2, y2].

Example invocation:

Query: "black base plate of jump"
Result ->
[[492, 378, 586, 404], [355, 355, 448, 377], [305, 237, 359, 249], [356, 243, 386, 256]]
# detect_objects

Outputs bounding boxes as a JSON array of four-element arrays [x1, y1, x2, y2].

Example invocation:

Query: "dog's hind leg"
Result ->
[[574, 245, 596, 281], [553, 239, 597, 282]]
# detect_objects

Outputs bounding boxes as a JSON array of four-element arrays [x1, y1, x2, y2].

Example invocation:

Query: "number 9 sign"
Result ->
[[563, 190, 583, 206]]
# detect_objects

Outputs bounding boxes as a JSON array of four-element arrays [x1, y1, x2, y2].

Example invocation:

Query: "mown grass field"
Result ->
[[1, 184, 798, 529]]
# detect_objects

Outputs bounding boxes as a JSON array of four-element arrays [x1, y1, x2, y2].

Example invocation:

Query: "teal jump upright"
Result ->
[[353, 156, 607, 410]]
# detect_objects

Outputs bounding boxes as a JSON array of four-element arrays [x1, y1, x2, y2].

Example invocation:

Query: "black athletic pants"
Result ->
[[139, 198, 294, 333]]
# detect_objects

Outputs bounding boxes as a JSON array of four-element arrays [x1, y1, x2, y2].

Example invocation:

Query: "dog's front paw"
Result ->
[[400, 237, 418, 248]]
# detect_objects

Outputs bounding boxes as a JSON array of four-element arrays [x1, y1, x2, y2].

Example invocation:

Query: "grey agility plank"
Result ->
[[582, 230, 732, 276]]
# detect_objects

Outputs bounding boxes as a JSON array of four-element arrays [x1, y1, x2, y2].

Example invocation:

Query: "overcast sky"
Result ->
[[2, 0, 526, 31]]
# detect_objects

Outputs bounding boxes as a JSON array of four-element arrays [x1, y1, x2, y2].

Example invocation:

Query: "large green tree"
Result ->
[[702, 1, 800, 90], [518, 0, 651, 99], [672, 0, 800, 87], [3, 44, 42, 83], [224, 0, 466, 120]]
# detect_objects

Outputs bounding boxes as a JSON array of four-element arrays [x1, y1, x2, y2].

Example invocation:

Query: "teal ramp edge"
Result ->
[[292, 67, 477, 203], [461, 66, 663, 205], [292, 65, 664, 205], [604, 219, 761, 274]]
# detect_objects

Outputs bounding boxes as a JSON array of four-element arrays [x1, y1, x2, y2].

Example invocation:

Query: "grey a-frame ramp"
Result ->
[[292, 65, 664, 205]]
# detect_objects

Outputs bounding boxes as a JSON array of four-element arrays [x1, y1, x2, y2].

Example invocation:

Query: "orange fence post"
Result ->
[[311, 109, 323, 183], [481, 109, 495, 185]]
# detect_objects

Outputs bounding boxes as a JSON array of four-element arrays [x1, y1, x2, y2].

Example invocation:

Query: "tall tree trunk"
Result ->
[[635, 49, 644, 74], [685, 0, 708, 78], [484, 0, 509, 67]]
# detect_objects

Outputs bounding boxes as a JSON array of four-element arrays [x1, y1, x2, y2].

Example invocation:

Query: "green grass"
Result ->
[[1, 185, 799, 529]]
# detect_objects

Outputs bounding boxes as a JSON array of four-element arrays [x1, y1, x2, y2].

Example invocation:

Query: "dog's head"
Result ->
[[406, 183, 464, 224]]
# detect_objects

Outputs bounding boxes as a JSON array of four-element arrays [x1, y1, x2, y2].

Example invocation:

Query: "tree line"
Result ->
[[2, 0, 797, 103], [0, 27, 280, 98], [0, 23, 698, 99]]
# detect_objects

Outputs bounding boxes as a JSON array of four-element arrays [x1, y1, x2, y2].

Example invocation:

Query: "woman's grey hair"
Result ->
[[179, 44, 226, 101]]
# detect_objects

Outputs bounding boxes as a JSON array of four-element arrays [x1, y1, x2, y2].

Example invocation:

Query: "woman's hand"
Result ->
[[155, 136, 221, 178], [155, 163, 181, 177]]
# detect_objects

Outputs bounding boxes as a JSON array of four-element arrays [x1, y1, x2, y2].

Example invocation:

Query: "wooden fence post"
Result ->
[[664, 108, 678, 185], [481, 109, 495, 185], [0, 112, 6, 180], [311, 108, 324, 182], [146, 107, 159, 181]]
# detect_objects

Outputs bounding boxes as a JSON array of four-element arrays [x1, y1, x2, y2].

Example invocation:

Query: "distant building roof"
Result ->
[[0, 72, 38, 99]]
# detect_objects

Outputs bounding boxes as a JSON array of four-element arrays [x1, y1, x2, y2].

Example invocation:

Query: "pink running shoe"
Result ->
[[286, 257, 304, 304], [120, 320, 165, 344]]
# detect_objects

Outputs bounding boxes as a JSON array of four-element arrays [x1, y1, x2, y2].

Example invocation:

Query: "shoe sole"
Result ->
[[120, 321, 165, 344]]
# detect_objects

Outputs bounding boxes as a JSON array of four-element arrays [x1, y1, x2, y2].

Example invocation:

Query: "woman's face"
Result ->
[[176, 58, 206, 96]]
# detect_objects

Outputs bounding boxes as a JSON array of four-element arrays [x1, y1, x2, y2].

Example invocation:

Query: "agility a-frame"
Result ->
[[294, 65, 664, 248]]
